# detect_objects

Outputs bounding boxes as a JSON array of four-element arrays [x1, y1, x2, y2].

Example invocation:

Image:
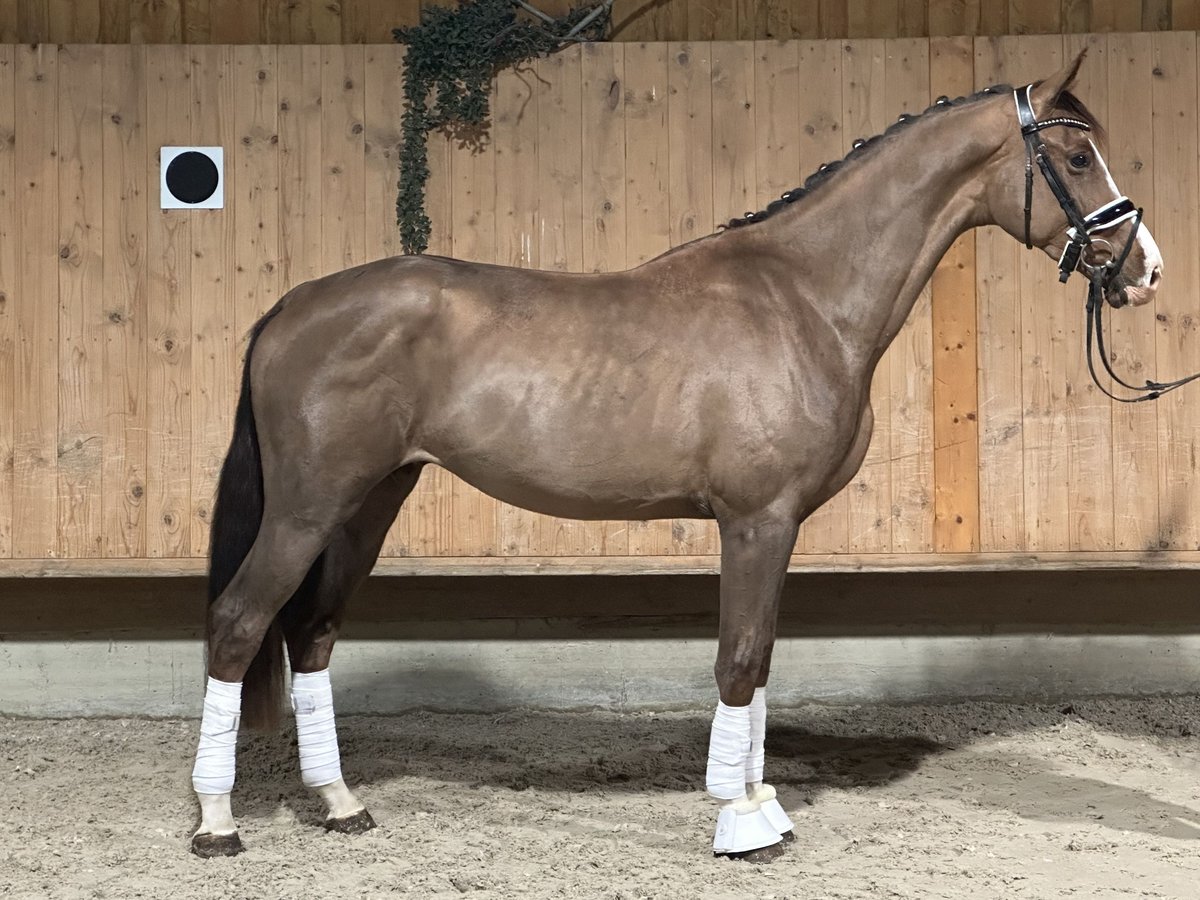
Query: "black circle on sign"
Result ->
[[165, 151, 219, 204]]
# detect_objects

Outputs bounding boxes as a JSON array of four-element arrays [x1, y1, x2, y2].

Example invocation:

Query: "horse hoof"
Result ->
[[190, 831, 244, 858], [719, 840, 788, 864], [779, 830, 796, 844], [325, 809, 377, 835], [729, 842, 788, 863]]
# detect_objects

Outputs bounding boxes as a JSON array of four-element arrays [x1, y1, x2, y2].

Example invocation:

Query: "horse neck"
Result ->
[[755, 101, 1005, 366]]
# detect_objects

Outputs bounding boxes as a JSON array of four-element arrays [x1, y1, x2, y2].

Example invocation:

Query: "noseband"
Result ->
[[1015, 84, 1200, 402]]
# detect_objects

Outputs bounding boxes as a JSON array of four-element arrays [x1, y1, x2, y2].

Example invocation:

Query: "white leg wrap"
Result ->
[[747, 687, 766, 786], [706, 701, 752, 800], [192, 677, 242, 795], [292, 669, 343, 789]]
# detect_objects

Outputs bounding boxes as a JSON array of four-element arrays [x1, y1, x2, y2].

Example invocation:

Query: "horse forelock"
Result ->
[[722, 84, 1016, 232], [1052, 88, 1107, 148]]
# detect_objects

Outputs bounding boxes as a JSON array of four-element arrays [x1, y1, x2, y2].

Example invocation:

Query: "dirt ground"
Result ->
[[4, 698, 1200, 899]]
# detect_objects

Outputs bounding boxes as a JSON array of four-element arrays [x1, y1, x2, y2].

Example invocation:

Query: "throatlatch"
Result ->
[[1014, 85, 1200, 403]]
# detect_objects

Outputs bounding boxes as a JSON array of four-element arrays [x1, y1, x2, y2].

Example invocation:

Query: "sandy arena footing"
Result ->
[[4, 698, 1200, 898]]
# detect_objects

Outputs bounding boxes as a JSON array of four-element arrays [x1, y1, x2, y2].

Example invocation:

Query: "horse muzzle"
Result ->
[[1118, 279, 1159, 308], [1105, 241, 1162, 308]]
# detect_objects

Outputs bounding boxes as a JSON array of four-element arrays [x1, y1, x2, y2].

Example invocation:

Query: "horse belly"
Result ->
[[449, 470, 704, 521], [435, 445, 706, 522], [423, 386, 708, 521]]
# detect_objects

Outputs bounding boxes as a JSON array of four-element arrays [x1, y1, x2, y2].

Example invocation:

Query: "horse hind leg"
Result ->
[[280, 465, 422, 835], [192, 503, 348, 857], [707, 509, 799, 862], [191, 454, 403, 856]]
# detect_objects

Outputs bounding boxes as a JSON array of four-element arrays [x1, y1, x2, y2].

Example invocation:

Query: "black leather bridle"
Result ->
[[1015, 84, 1200, 402]]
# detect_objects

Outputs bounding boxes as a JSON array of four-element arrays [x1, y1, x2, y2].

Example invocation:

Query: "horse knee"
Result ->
[[714, 642, 765, 707]]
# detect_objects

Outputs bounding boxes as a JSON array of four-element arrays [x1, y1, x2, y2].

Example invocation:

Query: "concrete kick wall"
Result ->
[[6, 634, 1200, 718], [2, 572, 1199, 717]]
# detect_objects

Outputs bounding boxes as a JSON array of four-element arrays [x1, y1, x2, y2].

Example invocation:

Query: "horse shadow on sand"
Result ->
[[230, 668, 1200, 843], [232, 705, 941, 828]]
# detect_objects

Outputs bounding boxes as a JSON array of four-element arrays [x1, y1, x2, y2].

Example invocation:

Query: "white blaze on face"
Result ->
[[1091, 138, 1163, 289]]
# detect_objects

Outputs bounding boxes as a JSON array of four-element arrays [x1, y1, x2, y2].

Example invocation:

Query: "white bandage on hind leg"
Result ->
[[706, 701, 752, 800], [292, 669, 344, 789], [747, 687, 766, 786], [192, 677, 242, 795]]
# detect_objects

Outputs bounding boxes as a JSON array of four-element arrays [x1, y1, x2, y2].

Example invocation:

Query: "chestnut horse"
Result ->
[[189, 52, 1162, 859]]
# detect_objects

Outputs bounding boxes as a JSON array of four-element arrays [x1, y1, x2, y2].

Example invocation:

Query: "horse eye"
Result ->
[[1070, 153, 1090, 169]]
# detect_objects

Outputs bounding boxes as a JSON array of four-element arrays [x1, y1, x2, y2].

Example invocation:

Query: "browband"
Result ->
[[1014, 84, 1092, 135]]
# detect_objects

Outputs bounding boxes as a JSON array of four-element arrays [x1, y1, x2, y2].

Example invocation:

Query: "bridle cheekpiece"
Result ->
[[1013, 84, 1141, 285]]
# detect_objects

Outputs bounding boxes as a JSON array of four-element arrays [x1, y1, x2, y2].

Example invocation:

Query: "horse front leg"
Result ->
[[707, 510, 799, 861]]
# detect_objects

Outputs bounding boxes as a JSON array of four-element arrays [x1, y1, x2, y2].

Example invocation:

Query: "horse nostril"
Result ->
[[1150, 265, 1162, 289]]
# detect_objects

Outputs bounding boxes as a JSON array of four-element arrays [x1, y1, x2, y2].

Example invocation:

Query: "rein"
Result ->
[[1014, 84, 1200, 403]]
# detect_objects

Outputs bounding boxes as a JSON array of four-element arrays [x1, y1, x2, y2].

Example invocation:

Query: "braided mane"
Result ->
[[720, 83, 1100, 232]]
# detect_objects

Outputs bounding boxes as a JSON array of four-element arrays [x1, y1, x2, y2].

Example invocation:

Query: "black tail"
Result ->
[[207, 301, 321, 731]]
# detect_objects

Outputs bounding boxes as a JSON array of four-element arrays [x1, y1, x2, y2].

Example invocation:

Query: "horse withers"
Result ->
[[189, 51, 1162, 860]]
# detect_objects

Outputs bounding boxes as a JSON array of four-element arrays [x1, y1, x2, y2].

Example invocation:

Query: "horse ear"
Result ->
[[1030, 48, 1087, 115]]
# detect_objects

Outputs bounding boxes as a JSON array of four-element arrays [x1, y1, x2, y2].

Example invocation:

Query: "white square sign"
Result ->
[[160, 146, 224, 210]]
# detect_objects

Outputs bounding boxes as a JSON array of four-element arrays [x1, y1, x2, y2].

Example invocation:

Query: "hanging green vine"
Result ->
[[393, 0, 613, 255]]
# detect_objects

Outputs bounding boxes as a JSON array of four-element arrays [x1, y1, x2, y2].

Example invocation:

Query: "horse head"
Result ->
[[986, 50, 1163, 309]]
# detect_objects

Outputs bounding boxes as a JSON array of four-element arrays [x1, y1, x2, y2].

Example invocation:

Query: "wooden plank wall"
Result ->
[[0, 36, 1198, 567], [0, 1, 1199, 45]]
